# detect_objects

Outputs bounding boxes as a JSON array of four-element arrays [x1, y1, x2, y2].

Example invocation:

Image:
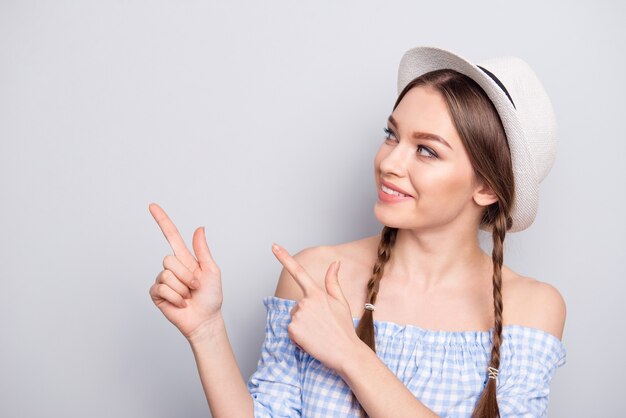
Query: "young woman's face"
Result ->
[[373, 84, 483, 231]]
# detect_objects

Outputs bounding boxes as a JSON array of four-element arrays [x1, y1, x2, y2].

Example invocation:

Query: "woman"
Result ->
[[148, 46, 567, 417]]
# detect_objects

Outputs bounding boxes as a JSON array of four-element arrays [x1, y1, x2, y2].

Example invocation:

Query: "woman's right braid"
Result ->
[[355, 226, 397, 351], [351, 226, 397, 418]]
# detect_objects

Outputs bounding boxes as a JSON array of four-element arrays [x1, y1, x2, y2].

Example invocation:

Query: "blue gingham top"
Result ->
[[246, 296, 567, 417]]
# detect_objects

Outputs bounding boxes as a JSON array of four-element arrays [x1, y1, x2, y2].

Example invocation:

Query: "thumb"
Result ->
[[193, 226, 219, 272], [325, 260, 347, 304]]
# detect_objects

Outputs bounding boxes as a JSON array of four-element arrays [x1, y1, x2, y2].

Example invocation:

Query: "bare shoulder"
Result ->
[[504, 268, 567, 340], [273, 244, 339, 302], [273, 235, 378, 302]]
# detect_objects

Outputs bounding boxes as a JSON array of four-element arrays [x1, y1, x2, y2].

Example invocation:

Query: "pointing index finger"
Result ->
[[149, 203, 199, 272], [271, 243, 317, 295]]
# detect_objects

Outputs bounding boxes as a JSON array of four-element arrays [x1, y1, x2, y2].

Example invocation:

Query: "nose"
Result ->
[[379, 144, 411, 178]]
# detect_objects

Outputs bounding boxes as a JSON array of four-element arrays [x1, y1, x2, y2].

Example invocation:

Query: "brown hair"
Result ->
[[350, 69, 514, 418]]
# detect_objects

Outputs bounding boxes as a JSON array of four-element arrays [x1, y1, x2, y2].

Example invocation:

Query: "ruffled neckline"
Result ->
[[264, 295, 567, 365]]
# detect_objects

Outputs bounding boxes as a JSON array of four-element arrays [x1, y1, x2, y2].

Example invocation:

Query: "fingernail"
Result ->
[[272, 243, 281, 254], [180, 300, 187, 308], [191, 279, 200, 289], [335, 260, 341, 272]]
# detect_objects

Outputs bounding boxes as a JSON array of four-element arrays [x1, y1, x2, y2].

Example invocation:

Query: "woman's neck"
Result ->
[[382, 227, 492, 290]]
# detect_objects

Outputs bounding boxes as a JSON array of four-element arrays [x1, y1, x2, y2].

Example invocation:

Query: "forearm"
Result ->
[[338, 341, 440, 418], [187, 314, 254, 418]]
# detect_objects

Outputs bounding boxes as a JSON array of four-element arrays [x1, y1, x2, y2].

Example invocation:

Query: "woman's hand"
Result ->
[[271, 243, 363, 373], [148, 203, 224, 342]]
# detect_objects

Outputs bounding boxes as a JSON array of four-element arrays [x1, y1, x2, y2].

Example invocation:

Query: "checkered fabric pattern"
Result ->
[[246, 296, 567, 417]]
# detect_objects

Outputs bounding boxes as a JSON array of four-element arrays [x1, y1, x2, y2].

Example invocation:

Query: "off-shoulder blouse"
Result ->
[[246, 296, 567, 417]]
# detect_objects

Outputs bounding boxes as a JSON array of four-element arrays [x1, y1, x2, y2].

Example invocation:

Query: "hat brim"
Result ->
[[397, 46, 538, 233]]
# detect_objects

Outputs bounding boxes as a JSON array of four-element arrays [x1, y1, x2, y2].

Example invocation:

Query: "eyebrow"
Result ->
[[387, 115, 453, 150]]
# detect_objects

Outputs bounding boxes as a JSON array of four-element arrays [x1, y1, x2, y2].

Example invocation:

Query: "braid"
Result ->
[[350, 226, 397, 417], [470, 208, 510, 418], [356, 226, 397, 350]]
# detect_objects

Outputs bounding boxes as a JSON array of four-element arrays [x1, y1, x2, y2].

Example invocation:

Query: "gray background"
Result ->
[[1, 1, 623, 417]]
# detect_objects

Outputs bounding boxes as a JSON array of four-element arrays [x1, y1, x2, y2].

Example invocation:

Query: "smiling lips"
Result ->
[[380, 180, 413, 197], [378, 180, 413, 203], [381, 183, 409, 197]]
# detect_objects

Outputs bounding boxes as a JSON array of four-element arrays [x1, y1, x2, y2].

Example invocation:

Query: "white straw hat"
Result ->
[[397, 46, 558, 233]]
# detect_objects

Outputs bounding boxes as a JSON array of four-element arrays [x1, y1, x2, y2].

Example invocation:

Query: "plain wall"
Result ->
[[1, 1, 624, 416]]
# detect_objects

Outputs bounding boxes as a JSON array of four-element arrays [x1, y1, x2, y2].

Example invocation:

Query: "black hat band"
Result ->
[[477, 65, 516, 109]]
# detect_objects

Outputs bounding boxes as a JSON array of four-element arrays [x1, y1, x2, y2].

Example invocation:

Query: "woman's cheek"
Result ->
[[421, 169, 470, 212]]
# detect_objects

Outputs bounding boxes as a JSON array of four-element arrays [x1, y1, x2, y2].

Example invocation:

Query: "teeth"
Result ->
[[381, 184, 408, 197]]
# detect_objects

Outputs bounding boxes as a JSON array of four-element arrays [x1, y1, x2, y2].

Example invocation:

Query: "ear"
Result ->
[[472, 178, 499, 207]]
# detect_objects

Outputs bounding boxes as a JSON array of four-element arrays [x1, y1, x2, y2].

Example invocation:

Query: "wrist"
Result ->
[[185, 313, 226, 346], [338, 338, 373, 380]]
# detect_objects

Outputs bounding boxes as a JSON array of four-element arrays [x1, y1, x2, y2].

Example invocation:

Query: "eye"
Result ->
[[383, 127, 395, 141], [417, 145, 437, 159], [383, 127, 438, 159]]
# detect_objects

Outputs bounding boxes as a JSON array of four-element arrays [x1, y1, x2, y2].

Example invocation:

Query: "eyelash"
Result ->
[[383, 127, 438, 159]]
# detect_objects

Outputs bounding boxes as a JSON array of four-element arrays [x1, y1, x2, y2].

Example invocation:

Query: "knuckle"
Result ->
[[155, 283, 165, 295], [291, 309, 302, 321], [164, 269, 176, 282], [170, 270, 186, 285], [157, 283, 169, 296], [157, 272, 168, 285]]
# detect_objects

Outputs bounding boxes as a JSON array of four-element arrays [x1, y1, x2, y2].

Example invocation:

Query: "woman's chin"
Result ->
[[373, 205, 408, 228]]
